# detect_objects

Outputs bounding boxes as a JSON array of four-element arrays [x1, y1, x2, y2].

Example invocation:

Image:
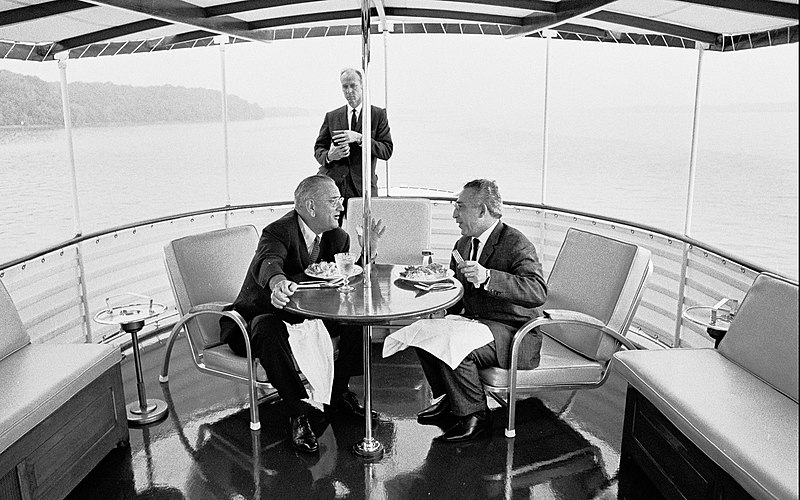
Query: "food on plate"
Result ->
[[400, 262, 450, 280], [306, 261, 340, 278]]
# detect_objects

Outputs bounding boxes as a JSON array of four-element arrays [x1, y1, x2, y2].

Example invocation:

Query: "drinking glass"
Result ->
[[334, 252, 357, 292]]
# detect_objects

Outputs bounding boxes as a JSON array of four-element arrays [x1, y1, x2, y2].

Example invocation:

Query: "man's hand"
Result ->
[[327, 142, 350, 161], [458, 260, 488, 287], [333, 129, 362, 146], [356, 217, 386, 259], [270, 279, 297, 309]]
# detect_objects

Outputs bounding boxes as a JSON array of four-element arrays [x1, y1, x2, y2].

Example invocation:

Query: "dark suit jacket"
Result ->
[[448, 221, 547, 369], [314, 105, 393, 199], [220, 210, 350, 343]]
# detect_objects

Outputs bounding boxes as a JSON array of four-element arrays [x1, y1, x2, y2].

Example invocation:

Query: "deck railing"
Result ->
[[0, 198, 768, 349]]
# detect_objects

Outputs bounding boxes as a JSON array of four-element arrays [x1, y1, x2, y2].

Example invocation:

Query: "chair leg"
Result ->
[[159, 323, 184, 383], [248, 358, 261, 431]]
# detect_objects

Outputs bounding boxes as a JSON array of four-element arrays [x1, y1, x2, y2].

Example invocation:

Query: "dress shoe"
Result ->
[[327, 390, 378, 420], [434, 410, 493, 443], [290, 415, 319, 453], [417, 396, 451, 425]]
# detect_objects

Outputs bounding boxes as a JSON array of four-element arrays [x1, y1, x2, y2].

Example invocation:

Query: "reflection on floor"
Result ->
[[66, 336, 629, 499]]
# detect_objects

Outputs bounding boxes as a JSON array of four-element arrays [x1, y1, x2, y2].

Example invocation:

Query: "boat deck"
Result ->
[[66, 335, 631, 499]]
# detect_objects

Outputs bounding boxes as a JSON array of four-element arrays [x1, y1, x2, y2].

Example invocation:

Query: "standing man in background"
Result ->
[[314, 67, 393, 221]]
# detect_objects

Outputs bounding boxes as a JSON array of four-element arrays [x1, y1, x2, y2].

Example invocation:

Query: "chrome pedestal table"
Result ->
[[285, 263, 462, 459], [94, 293, 168, 425]]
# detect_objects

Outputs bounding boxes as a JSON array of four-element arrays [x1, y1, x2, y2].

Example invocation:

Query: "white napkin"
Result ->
[[382, 315, 493, 369], [285, 319, 334, 404]]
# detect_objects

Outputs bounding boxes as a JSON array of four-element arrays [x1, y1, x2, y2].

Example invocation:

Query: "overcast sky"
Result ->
[[2, 34, 798, 112]]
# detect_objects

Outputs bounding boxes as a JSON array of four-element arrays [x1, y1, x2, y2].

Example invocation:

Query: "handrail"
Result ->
[[1, 197, 779, 278]]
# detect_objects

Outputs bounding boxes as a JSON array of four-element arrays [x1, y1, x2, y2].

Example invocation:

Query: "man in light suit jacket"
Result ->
[[314, 68, 393, 217], [219, 175, 384, 454], [415, 179, 548, 443]]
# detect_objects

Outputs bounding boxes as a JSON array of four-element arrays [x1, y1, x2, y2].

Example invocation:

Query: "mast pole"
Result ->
[[540, 31, 553, 206], [361, 0, 372, 286], [56, 52, 82, 237]]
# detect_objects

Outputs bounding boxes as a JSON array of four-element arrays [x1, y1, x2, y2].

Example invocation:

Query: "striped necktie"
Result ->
[[471, 238, 480, 261], [309, 236, 320, 263]]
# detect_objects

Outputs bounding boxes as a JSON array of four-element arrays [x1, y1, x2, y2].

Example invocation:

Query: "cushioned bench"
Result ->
[[0, 280, 129, 500], [613, 273, 798, 500]]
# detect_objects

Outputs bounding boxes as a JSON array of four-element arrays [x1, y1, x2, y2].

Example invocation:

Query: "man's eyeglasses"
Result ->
[[318, 196, 344, 207]]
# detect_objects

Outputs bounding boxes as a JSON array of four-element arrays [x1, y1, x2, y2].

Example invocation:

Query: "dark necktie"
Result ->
[[309, 236, 320, 263], [471, 238, 480, 261], [351, 109, 358, 131]]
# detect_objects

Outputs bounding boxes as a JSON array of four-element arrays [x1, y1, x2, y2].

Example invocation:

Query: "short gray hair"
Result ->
[[340, 67, 363, 83], [463, 179, 502, 218], [294, 175, 336, 207]]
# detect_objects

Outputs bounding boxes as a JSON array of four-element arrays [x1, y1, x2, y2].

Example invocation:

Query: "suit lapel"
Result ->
[[479, 222, 504, 265]]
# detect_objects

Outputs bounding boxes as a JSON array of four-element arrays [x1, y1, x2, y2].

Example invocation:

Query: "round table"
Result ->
[[94, 295, 169, 425], [683, 305, 731, 348], [285, 263, 463, 459]]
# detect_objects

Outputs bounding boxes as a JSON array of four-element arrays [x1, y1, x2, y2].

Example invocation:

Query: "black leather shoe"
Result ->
[[417, 396, 451, 425], [290, 415, 319, 453], [434, 410, 492, 443], [328, 390, 378, 420]]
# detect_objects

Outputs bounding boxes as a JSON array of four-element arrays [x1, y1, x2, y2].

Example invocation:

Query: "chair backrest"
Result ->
[[164, 225, 259, 349], [0, 280, 29, 361], [719, 272, 799, 402], [345, 197, 431, 265], [540, 228, 652, 362]]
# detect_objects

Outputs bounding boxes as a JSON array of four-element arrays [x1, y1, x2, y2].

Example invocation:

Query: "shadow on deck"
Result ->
[[67, 336, 629, 499]]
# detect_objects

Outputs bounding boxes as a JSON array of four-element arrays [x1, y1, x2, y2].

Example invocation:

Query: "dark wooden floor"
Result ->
[[66, 335, 631, 499]]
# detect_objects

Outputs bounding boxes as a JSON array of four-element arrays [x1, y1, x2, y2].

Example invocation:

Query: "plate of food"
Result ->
[[398, 262, 455, 284], [305, 261, 363, 280]]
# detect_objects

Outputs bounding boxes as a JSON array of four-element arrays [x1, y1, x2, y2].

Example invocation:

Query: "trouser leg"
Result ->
[[441, 341, 498, 416], [414, 347, 448, 399], [327, 322, 362, 397]]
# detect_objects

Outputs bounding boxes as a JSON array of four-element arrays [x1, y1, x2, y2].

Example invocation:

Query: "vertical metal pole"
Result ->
[[56, 52, 93, 342], [56, 53, 82, 236], [540, 32, 552, 206], [361, 0, 373, 287], [674, 46, 706, 346], [383, 28, 390, 194], [217, 37, 232, 227]]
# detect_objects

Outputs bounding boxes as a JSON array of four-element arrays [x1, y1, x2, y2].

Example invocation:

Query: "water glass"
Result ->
[[334, 252, 356, 292]]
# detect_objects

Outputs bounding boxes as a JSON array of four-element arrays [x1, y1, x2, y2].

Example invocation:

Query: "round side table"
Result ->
[[683, 305, 731, 348], [95, 294, 168, 425]]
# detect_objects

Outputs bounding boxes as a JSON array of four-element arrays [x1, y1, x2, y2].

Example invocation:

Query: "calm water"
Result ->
[[1, 108, 797, 278]]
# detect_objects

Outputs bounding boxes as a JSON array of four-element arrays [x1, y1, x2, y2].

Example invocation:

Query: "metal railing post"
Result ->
[[56, 52, 93, 341], [216, 36, 232, 228], [674, 45, 706, 346]]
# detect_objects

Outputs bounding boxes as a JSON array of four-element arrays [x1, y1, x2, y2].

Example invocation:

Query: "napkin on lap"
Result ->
[[382, 315, 493, 369], [286, 319, 334, 404]]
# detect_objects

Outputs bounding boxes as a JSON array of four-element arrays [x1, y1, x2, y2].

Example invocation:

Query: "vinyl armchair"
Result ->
[[161, 225, 271, 430], [479, 228, 653, 437]]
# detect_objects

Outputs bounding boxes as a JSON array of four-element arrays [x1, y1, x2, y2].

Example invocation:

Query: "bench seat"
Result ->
[[614, 348, 798, 500]]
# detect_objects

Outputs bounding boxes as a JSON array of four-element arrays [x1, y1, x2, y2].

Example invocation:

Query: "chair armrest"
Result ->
[[541, 309, 639, 351], [508, 309, 638, 374], [188, 302, 232, 314]]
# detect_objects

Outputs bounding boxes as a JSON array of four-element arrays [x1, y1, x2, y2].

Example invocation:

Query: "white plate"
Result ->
[[305, 264, 363, 280], [398, 268, 455, 284]]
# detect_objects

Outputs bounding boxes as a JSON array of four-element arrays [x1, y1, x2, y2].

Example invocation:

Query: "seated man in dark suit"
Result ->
[[415, 179, 548, 443], [219, 174, 384, 453]]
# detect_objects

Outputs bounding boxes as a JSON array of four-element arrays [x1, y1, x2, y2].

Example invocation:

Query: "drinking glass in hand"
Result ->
[[334, 252, 356, 292]]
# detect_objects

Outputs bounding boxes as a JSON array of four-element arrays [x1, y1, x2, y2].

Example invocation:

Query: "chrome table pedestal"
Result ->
[[95, 294, 168, 425]]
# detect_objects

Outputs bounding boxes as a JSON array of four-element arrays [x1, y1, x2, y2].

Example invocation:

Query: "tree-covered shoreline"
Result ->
[[0, 70, 298, 127]]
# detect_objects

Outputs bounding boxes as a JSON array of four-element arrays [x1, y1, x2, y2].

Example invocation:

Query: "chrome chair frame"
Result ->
[[480, 228, 653, 437]]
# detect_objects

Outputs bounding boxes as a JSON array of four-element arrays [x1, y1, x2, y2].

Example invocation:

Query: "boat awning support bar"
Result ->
[[540, 30, 553, 206], [674, 44, 707, 346], [361, 0, 373, 286], [55, 51, 93, 342], [216, 35, 232, 216]]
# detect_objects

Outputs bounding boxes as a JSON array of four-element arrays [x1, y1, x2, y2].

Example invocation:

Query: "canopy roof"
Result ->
[[1, 0, 798, 61]]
